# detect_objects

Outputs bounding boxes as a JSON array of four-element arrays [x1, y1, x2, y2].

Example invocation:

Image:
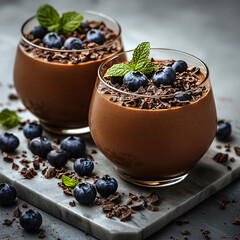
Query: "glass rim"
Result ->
[[20, 10, 122, 53], [98, 48, 210, 98]]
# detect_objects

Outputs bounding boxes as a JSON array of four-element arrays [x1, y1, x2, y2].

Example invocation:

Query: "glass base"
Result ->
[[40, 121, 90, 135], [117, 169, 189, 187]]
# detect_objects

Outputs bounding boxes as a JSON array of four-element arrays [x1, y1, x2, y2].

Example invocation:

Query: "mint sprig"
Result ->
[[104, 42, 156, 77], [36, 4, 83, 34], [0, 108, 19, 129], [62, 175, 79, 188]]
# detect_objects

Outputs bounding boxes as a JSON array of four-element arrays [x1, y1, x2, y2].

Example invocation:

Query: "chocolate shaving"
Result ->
[[3, 152, 14, 163], [44, 167, 56, 179], [234, 146, 240, 156], [63, 188, 72, 196], [12, 162, 19, 170], [3, 218, 14, 226], [8, 93, 18, 100], [38, 231, 46, 239], [69, 201, 76, 207], [212, 153, 228, 163], [12, 207, 22, 218], [33, 159, 40, 170], [232, 218, 240, 225], [22, 202, 28, 208], [24, 168, 37, 179]]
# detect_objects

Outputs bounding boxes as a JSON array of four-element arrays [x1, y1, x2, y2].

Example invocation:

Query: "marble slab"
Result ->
[[0, 93, 240, 240]]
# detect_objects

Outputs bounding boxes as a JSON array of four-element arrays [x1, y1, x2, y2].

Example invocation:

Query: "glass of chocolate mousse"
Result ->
[[89, 43, 217, 187], [14, 9, 123, 135]]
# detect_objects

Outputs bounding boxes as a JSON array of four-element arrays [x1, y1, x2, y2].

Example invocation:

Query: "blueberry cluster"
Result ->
[[111, 60, 191, 100], [32, 23, 106, 50]]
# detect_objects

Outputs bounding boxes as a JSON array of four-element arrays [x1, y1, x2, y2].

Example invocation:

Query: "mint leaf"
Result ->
[[47, 23, 61, 33], [104, 63, 132, 77], [135, 60, 156, 74], [36, 4, 60, 29], [60, 12, 83, 34], [62, 175, 79, 188], [0, 108, 19, 129], [132, 42, 150, 67]]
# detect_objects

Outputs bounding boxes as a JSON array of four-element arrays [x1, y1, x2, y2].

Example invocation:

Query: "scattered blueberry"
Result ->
[[47, 149, 68, 169], [20, 209, 42, 231], [0, 133, 19, 153], [81, 21, 90, 29], [172, 60, 188, 73], [123, 71, 148, 92], [95, 176, 118, 198], [86, 29, 105, 45], [0, 183, 17, 205], [110, 76, 123, 85], [74, 158, 94, 176], [32, 25, 48, 39], [23, 123, 42, 139], [29, 137, 52, 158], [60, 136, 86, 158], [216, 120, 232, 141], [175, 91, 191, 101], [73, 183, 96, 204], [152, 67, 176, 87], [64, 37, 83, 50], [43, 32, 63, 48]]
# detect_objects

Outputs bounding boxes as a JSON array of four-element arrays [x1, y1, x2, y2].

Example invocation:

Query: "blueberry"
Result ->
[[47, 149, 68, 169], [43, 32, 63, 48], [20, 209, 42, 231], [86, 29, 105, 45], [73, 183, 96, 204], [0, 183, 17, 205], [123, 71, 148, 92], [60, 136, 86, 158], [0, 133, 19, 153], [95, 176, 118, 198], [81, 22, 90, 29], [175, 91, 191, 101], [110, 76, 123, 85], [32, 26, 48, 39], [172, 60, 188, 73], [29, 137, 52, 158], [64, 37, 83, 50], [23, 123, 42, 139], [152, 67, 176, 87], [74, 157, 94, 176], [216, 120, 232, 141]]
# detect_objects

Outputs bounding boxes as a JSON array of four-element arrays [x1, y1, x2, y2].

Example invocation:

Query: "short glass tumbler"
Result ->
[[14, 11, 123, 135], [89, 49, 217, 187]]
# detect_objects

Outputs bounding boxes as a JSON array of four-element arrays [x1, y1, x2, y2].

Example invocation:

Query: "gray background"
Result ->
[[0, 0, 240, 239]]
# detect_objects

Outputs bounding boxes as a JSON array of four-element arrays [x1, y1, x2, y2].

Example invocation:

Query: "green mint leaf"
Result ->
[[104, 63, 132, 77], [60, 11, 83, 34], [62, 175, 79, 188], [47, 23, 61, 33], [0, 108, 19, 129], [135, 60, 156, 74], [132, 42, 150, 67], [36, 4, 60, 29]]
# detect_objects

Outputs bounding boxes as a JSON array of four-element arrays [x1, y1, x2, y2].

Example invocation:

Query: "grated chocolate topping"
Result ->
[[99, 60, 208, 110]]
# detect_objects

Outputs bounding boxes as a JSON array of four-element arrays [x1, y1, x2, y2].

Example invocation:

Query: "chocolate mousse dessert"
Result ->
[[89, 42, 217, 187], [14, 4, 123, 134]]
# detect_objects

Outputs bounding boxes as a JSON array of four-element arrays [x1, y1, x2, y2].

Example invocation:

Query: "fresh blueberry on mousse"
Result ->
[[86, 29, 106, 45], [0, 133, 19, 153], [74, 157, 94, 176], [47, 149, 69, 169], [216, 120, 232, 141], [32, 25, 48, 39], [73, 183, 96, 204], [29, 137, 52, 158], [43, 32, 63, 48], [64, 37, 83, 50], [60, 136, 86, 158], [123, 71, 148, 92], [175, 91, 191, 101], [23, 123, 42, 139], [172, 60, 188, 73], [0, 183, 17, 205], [20, 209, 42, 231], [110, 76, 123, 85], [152, 67, 176, 87], [81, 21, 90, 29], [95, 176, 118, 198]]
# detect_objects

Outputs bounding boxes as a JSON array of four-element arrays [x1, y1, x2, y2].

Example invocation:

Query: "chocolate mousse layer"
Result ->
[[89, 59, 217, 179]]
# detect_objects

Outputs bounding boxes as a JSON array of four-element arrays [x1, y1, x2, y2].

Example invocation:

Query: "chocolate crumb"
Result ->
[[216, 145, 222, 149], [38, 231, 46, 239], [33, 159, 40, 170], [8, 93, 18, 100], [234, 146, 240, 156], [69, 201, 76, 207], [181, 230, 191, 235], [212, 152, 228, 164], [3, 218, 14, 226], [24, 168, 37, 179], [12, 162, 19, 170], [3, 152, 14, 163], [44, 167, 56, 179], [232, 218, 240, 225], [147, 204, 158, 212], [22, 202, 28, 208], [91, 149, 97, 154], [63, 188, 72, 196], [12, 207, 22, 218], [230, 157, 236, 162], [227, 166, 232, 171]]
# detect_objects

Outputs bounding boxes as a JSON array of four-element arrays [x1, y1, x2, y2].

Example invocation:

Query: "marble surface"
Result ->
[[0, 0, 240, 239]]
